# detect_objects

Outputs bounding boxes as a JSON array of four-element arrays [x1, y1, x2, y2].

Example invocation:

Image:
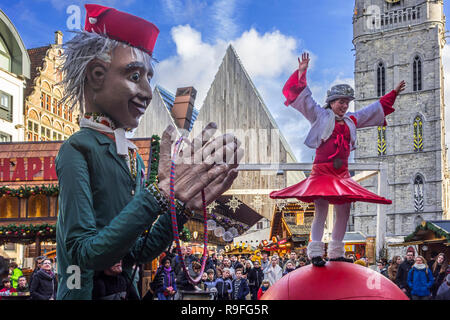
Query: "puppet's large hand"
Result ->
[[157, 123, 243, 211]]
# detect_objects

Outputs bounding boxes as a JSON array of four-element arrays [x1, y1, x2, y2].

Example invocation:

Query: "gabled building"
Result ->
[[24, 31, 79, 142]]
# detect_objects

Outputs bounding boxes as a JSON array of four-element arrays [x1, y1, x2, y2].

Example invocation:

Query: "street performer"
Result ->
[[56, 4, 243, 299], [270, 53, 405, 266]]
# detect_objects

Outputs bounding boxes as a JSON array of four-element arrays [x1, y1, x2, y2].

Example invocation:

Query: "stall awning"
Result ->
[[343, 231, 366, 244]]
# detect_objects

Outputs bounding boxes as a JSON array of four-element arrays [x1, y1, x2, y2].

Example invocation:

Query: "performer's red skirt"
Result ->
[[270, 162, 392, 205]]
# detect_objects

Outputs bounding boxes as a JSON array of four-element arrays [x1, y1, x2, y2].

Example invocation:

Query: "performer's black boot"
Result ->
[[311, 256, 326, 267], [329, 256, 353, 263]]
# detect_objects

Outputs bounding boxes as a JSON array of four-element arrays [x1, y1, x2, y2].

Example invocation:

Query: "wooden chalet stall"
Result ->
[[389, 220, 450, 261], [269, 202, 315, 254]]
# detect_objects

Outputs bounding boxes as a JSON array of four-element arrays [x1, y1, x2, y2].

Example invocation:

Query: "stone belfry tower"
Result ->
[[352, 0, 449, 241]]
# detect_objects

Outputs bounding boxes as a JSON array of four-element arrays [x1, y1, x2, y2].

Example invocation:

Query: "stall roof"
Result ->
[[343, 231, 366, 243], [404, 220, 450, 243]]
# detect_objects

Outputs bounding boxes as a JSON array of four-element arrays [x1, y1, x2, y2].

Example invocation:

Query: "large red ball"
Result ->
[[261, 262, 409, 300]]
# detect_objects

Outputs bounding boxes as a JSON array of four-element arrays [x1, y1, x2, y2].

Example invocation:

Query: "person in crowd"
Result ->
[[407, 255, 434, 300], [0, 256, 8, 282], [436, 274, 450, 300], [430, 253, 447, 299], [396, 250, 415, 298], [92, 260, 135, 300], [0, 278, 17, 299], [286, 251, 298, 268], [283, 261, 296, 276], [427, 252, 438, 269], [8, 262, 23, 289], [248, 260, 264, 300], [297, 258, 307, 268], [215, 268, 232, 300], [222, 257, 235, 277], [203, 269, 216, 291], [243, 260, 253, 279], [30, 258, 58, 300], [388, 255, 402, 283], [231, 269, 249, 300], [263, 256, 283, 285], [154, 257, 176, 300], [261, 252, 270, 271], [16, 276, 30, 297], [29, 256, 47, 289], [257, 280, 270, 300], [376, 260, 388, 277], [346, 254, 356, 263]]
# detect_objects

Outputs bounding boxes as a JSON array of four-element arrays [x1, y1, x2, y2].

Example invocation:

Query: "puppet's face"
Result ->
[[330, 98, 350, 118], [91, 45, 153, 129]]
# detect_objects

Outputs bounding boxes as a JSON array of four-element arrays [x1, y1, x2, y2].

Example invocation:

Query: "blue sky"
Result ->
[[1, 0, 450, 163]]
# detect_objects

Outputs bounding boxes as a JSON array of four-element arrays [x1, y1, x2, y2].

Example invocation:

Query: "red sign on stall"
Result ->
[[0, 157, 57, 182]]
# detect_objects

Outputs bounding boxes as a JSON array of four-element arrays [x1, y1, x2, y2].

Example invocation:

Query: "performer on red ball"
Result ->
[[270, 53, 406, 267]]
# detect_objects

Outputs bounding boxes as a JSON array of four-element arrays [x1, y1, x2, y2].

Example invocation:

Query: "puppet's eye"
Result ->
[[131, 72, 140, 82]]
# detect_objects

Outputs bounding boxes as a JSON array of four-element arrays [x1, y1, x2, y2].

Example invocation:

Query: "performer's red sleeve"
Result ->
[[379, 89, 397, 126], [283, 69, 307, 106]]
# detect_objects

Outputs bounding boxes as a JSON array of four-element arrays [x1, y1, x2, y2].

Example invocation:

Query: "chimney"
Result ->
[[172, 86, 196, 131], [55, 31, 63, 45]]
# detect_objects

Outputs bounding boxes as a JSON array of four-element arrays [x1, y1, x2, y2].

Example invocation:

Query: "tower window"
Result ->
[[414, 174, 424, 212], [377, 62, 386, 97], [377, 126, 386, 156], [413, 116, 423, 152], [413, 56, 422, 91]]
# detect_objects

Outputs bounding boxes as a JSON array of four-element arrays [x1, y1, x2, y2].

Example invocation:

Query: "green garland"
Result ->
[[147, 135, 160, 184], [180, 226, 191, 242], [0, 223, 56, 245], [0, 185, 59, 198]]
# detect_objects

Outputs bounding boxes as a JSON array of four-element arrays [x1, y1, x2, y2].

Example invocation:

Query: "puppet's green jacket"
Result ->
[[55, 128, 186, 300]]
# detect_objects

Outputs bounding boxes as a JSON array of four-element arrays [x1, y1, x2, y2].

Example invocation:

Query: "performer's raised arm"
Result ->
[[282, 52, 327, 124], [349, 80, 406, 128]]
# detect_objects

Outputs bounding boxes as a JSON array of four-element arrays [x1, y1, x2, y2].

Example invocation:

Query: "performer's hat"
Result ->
[[84, 4, 159, 56], [324, 84, 355, 108]]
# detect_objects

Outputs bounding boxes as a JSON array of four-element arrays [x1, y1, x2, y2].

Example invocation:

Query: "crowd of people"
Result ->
[[146, 246, 450, 301], [0, 256, 57, 300], [1, 246, 449, 300]]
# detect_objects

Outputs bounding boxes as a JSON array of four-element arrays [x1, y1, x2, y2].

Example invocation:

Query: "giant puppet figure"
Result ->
[[56, 4, 243, 300], [270, 53, 406, 266]]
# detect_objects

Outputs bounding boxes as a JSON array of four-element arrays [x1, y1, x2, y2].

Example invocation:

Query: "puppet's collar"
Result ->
[[80, 113, 137, 156]]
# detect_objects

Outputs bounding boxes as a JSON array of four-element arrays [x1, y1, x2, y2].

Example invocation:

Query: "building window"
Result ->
[[414, 175, 424, 212], [413, 116, 423, 152], [413, 56, 422, 91], [52, 97, 57, 114], [41, 126, 51, 141], [27, 120, 39, 141], [0, 36, 11, 72], [257, 221, 263, 230], [377, 126, 386, 156], [0, 131, 11, 142], [377, 62, 385, 97], [27, 194, 49, 218], [0, 91, 12, 122], [0, 195, 19, 219], [52, 131, 62, 141]]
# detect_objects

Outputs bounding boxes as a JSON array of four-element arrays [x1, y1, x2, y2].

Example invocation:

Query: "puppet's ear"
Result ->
[[86, 59, 108, 91]]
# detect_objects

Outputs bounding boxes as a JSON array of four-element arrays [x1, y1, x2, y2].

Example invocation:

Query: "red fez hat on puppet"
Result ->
[[84, 4, 159, 56]]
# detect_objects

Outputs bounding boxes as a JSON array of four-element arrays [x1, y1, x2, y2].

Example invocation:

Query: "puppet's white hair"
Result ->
[[58, 30, 154, 114]]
